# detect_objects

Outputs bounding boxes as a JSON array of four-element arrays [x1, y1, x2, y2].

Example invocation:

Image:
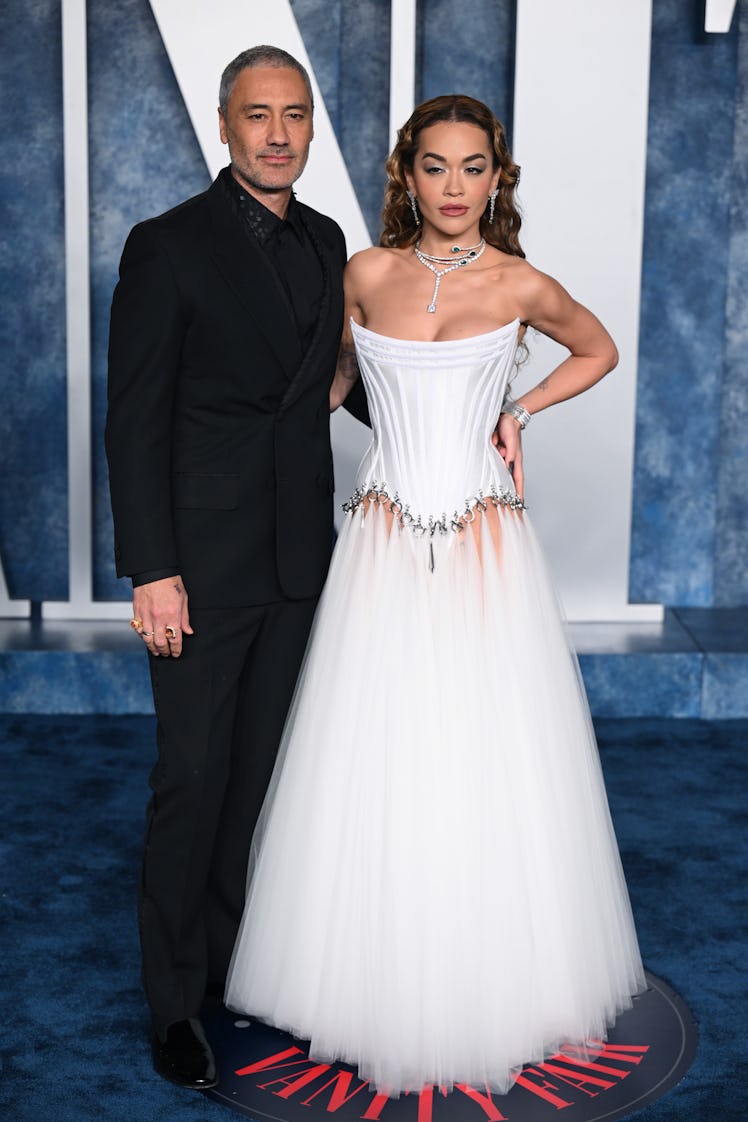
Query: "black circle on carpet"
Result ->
[[202, 970, 697, 1121]]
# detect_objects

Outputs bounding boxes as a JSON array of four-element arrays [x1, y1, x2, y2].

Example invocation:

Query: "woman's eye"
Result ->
[[466, 166, 485, 175], [424, 166, 444, 174]]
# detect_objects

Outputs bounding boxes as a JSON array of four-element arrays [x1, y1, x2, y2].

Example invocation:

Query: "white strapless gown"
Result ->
[[225, 320, 646, 1096]]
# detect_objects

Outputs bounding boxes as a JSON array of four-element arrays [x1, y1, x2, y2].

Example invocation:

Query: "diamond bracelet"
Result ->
[[500, 398, 531, 429]]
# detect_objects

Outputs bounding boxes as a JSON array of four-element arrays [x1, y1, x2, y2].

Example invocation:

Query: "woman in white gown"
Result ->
[[225, 95, 646, 1097]]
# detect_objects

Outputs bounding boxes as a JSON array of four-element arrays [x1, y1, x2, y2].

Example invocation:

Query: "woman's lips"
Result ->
[[439, 205, 468, 216]]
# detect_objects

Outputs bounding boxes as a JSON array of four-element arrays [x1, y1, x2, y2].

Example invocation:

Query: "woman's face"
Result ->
[[406, 120, 499, 241]]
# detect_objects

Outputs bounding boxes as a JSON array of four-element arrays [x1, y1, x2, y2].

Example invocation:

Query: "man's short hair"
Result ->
[[219, 45, 314, 115]]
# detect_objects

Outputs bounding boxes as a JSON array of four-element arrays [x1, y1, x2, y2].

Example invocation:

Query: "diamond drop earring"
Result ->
[[407, 190, 421, 226], [488, 189, 498, 224]]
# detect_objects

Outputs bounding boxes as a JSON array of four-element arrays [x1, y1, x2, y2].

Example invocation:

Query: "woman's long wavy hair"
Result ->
[[381, 95, 524, 257]]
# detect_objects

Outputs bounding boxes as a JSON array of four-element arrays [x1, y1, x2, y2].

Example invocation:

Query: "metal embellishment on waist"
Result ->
[[341, 480, 526, 535]]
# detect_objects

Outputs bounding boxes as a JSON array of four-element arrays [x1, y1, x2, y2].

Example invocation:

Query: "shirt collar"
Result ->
[[221, 166, 305, 245]]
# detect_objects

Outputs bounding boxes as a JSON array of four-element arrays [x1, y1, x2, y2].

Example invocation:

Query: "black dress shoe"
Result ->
[[152, 1017, 218, 1089]]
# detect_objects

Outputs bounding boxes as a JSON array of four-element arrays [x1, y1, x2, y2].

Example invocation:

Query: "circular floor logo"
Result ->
[[202, 971, 697, 1121]]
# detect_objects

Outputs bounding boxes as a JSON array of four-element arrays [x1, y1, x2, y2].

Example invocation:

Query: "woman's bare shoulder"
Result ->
[[346, 246, 404, 276], [345, 247, 407, 304], [503, 257, 571, 315], [497, 254, 543, 284], [512, 257, 564, 292]]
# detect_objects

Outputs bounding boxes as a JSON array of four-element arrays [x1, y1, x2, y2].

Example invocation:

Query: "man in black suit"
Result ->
[[105, 45, 366, 1090]]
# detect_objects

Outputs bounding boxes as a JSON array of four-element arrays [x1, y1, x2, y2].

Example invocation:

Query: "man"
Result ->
[[105, 45, 367, 1090]]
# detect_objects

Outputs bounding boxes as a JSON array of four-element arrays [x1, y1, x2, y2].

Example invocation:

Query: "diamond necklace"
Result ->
[[418, 238, 484, 263], [414, 238, 486, 313]]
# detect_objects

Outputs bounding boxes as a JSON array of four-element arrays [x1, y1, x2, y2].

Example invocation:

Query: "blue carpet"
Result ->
[[1, 716, 746, 1121]]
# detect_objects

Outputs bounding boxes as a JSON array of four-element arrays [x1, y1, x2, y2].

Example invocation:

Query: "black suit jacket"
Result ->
[[106, 173, 363, 607]]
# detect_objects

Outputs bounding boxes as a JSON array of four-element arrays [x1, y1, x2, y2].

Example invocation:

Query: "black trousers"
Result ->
[[138, 598, 318, 1037]]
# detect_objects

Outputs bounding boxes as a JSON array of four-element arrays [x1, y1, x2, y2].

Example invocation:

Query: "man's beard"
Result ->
[[232, 152, 308, 195]]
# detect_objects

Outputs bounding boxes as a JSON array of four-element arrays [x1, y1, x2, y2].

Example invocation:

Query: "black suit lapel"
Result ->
[[206, 180, 303, 381], [278, 210, 334, 416]]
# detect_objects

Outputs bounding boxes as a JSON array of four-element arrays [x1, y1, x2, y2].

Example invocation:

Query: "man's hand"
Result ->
[[132, 576, 193, 657], [492, 414, 525, 503]]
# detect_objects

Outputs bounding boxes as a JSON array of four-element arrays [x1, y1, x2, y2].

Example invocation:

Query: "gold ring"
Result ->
[[165, 626, 179, 641], [141, 631, 153, 638], [130, 618, 143, 633]]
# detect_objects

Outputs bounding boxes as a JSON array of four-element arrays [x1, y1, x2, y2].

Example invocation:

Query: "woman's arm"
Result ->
[[330, 252, 372, 412], [514, 267, 618, 419], [330, 315, 361, 412]]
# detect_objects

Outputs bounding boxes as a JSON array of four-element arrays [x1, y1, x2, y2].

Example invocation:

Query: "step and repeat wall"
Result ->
[[0, 0, 745, 621]]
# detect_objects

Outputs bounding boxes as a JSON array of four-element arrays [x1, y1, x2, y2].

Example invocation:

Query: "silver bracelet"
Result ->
[[500, 398, 531, 429]]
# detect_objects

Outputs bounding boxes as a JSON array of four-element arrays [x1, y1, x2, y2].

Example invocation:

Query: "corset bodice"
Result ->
[[348, 318, 522, 527]]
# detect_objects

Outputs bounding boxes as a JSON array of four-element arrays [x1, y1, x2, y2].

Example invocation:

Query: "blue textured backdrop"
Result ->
[[715, 1, 748, 605], [0, 0, 68, 601], [88, 0, 210, 600], [631, 1, 741, 606], [0, 0, 745, 609]]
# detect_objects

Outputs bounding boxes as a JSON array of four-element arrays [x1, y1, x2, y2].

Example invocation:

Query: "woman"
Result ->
[[225, 95, 646, 1097]]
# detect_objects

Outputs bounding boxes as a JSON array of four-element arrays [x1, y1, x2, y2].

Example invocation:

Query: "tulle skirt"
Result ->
[[225, 502, 646, 1096]]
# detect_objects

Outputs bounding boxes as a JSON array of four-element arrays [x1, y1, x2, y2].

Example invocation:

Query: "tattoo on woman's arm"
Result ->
[[339, 344, 360, 383]]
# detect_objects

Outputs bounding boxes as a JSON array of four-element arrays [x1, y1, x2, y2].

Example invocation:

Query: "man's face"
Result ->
[[219, 66, 313, 196]]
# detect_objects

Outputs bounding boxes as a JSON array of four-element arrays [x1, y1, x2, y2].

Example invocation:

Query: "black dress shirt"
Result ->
[[220, 166, 323, 350]]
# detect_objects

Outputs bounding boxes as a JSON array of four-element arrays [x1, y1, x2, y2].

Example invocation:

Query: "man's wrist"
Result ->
[[131, 568, 180, 588]]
